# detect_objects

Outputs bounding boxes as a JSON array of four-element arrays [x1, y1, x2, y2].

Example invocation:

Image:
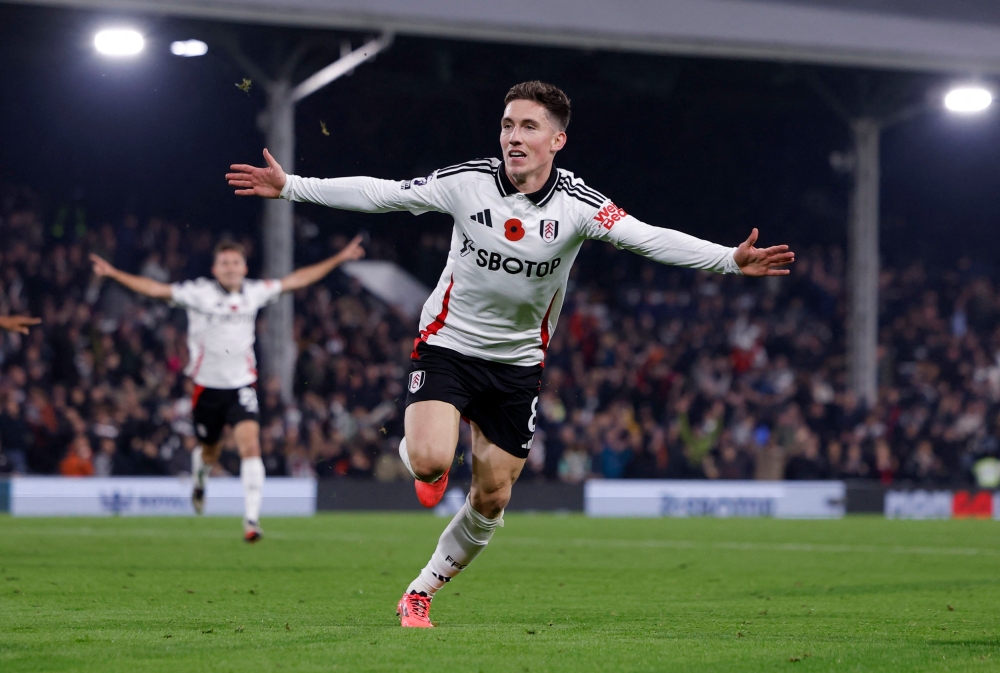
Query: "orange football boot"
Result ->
[[414, 469, 449, 508], [243, 520, 263, 543], [397, 591, 434, 628]]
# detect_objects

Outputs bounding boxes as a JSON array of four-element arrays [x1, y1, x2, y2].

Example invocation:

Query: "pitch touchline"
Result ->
[[499, 537, 1000, 557]]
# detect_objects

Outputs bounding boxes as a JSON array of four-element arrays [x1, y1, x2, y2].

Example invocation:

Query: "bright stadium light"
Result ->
[[170, 39, 208, 57], [944, 86, 993, 113], [94, 29, 144, 57]]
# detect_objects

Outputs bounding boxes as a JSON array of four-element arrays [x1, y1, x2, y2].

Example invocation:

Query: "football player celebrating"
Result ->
[[91, 237, 364, 541], [227, 81, 793, 623]]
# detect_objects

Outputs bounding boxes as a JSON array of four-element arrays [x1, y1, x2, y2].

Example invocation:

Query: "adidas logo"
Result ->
[[469, 209, 493, 228]]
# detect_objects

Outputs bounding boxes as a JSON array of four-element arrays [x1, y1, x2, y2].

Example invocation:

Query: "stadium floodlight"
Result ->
[[94, 29, 144, 57], [943, 85, 992, 113], [170, 40, 208, 57]]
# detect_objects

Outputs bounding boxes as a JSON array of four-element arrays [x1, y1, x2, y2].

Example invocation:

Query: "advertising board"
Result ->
[[585, 480, 845, 518], [10, 477, 316, 517]]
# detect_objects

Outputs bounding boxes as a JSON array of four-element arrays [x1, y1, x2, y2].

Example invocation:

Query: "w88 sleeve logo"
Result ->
[[593, 202, 627, 230]]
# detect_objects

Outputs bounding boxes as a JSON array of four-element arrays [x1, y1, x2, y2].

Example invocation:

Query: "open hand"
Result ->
[[733, 228, 794, 277], [0, 315, 41, 334], [226, 148, 287, 198], [90, 253, 116, 278], [336, 235, 367, 264]]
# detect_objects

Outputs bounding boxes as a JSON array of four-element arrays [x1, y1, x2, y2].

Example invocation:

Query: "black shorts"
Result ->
[[406, 343, 542, 459], [192, 385, 260, 446]]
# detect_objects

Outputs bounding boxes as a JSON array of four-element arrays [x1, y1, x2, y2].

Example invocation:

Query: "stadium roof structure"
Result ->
[[9, 0, 1000, 74]]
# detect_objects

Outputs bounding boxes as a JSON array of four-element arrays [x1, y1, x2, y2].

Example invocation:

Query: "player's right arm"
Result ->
[[90, 254, 172, 300], [226, 148, 452, 215]]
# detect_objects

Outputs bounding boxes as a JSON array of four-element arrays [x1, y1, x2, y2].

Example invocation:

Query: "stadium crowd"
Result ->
[[2, 183, 999, 487]]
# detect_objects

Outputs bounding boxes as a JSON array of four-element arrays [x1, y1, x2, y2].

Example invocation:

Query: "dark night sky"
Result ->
[[1, 3, 999, 271]]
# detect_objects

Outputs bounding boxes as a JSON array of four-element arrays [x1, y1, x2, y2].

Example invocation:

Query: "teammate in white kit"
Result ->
[[227, 81, 794, 623], [90, 238, 363, 541]]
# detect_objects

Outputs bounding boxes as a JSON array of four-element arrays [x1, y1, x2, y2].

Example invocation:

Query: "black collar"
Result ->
[[216, 280, 244, 296], [494, 161, 559, 207]]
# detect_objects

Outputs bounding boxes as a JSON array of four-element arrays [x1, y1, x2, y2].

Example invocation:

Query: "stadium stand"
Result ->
[[1, 183, 997, 487]]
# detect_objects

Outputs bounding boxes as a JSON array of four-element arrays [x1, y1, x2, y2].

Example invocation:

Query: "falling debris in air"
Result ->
[[236, 78, 252, 94], [320, 121, 330, 136]]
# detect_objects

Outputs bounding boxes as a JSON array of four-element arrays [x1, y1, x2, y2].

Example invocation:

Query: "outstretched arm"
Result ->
[[90, 254, 172, 300], [0, 315, 41, 334], [588, 208, 793, 276], [227, 149, 452, 215], [279, 235, 366, 293]]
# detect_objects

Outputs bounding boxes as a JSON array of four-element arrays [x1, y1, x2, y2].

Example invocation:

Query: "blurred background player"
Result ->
[[90, 237, 364, 541], [227, 81, 793, 624]]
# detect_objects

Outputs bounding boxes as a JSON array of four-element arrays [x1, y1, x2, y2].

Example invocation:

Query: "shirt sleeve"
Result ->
[[581, 198, 741, 275], [170, 279, 207, 310], [279, 170, 457, 216], [245, 279, 283, 309]]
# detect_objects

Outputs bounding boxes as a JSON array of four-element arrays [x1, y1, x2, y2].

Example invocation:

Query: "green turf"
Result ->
[[1, 514, 998, 672]]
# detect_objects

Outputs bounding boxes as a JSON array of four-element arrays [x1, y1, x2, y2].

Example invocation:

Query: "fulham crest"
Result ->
[[408, 370, 426, 394], [540, 219, 559, 243]]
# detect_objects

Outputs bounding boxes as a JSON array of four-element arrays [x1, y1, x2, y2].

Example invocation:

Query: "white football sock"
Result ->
[[398, 437, 447, 483], [241, 457, 265, 524], [398, 437, 419, 480], [406, 495, 503, 597], [192, 447, 208, 489]]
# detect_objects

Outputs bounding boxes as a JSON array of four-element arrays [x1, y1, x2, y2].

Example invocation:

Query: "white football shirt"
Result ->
[[280, 158, 741, 367], [170, 278, 282, 389]]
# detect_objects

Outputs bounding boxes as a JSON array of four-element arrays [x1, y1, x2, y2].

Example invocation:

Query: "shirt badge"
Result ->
[[540, 219, 559, 243]]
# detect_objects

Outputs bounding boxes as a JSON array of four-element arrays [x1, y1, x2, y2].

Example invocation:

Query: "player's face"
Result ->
[[500, 100, 566, 179], [212, 251, 248, 291]]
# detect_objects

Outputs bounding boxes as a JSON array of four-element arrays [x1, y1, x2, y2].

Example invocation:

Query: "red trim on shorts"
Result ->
[[191, 385, 205, 408], [412, 275, 455, 359], [538, 291, 558, 365]]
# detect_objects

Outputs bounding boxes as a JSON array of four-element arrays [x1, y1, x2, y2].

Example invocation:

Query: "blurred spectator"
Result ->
[[783, 430, 828, 480], [0, 395, 29, 474], [59, 435, 94, 477]]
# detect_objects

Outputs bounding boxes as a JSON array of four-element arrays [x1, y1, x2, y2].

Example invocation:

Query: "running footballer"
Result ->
[[227, 81, 794, 624], [91, 238, 364, 541]]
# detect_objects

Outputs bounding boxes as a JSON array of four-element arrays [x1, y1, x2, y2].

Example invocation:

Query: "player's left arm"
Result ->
[[0, 315, 41, 334], [585, 202, 793, 276], [278, 235, 366, 293], [731, 228, 795, 277]]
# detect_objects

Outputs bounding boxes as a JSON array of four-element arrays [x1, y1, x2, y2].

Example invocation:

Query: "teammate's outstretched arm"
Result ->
[[90, 254, 173, 300], [733, 228, 794, 276], [279, 235, 366, 293], [0, 315, 41, 334]]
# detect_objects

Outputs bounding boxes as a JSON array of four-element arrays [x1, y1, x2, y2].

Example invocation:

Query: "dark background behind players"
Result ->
[[2, 183, 999, 488], [2, 4, 1000, 486]]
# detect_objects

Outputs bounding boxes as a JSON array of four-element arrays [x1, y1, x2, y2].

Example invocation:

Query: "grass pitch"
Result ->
[[1, 514, 998, 672]]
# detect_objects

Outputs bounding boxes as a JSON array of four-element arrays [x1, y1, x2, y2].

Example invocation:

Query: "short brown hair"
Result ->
[[213, 240, 246, 261], [504, 81, 571, 131]]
